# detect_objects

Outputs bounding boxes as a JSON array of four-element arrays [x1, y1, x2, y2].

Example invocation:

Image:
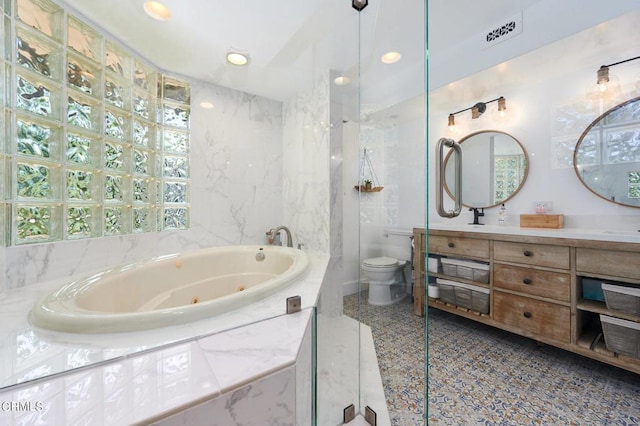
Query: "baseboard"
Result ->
[[343, 280, 367, 296]]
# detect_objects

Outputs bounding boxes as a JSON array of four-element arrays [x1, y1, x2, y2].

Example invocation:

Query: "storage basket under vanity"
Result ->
[[599, 283, 640, 359], [436, 278, 489, 314], [602, 283, 640, 314], [440, 258, 489, 283], [600, 315, 640, 359]]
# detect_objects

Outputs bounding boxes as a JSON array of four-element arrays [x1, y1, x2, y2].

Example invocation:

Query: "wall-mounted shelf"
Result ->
[[354, 185, 384, 192], [356, 148, 383, 192]]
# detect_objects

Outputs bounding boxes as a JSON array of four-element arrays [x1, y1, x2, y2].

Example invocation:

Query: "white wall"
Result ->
[[429, 9, 640, 228], [342, 5, 640, 295], [429, 0, 640, 90], [343, 97, 426, 293]]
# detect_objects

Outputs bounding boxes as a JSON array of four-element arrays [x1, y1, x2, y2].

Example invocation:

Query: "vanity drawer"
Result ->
[[494, 291, 570, 343], [494, 264, 570, 302], [494, 241, 570, 269], [576, 248, 640, 281], [429, 235, 490, 259]]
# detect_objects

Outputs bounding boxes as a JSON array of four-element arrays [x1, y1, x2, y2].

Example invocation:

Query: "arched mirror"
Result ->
[[574, 96, 640, 207], [444, 130, 529, 208]]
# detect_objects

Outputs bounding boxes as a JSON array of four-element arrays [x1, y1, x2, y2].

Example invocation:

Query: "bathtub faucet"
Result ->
[[268, 226, 293, 247]]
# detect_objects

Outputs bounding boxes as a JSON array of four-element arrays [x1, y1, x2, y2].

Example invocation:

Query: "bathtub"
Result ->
[[29, 245, 309, 334]]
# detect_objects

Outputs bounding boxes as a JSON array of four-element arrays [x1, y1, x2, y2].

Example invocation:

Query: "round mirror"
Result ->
[[444, 130, 528, 208], [574, 97, 640, 208]]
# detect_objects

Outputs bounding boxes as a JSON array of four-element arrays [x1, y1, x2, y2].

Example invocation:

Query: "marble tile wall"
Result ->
[[3, 79, 284, 289], [153, 367, 296, 426], [282, 73, 331, 253]]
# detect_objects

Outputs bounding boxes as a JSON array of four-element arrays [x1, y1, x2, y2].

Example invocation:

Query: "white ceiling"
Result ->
[[59, 0, 547, 105]]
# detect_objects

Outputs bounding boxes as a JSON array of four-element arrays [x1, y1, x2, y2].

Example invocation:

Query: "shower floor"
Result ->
[[343, 291, 640, 425]]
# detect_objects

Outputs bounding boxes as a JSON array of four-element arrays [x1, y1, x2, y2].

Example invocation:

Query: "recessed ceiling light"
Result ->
[[199, 101, 214, 109], [381, 51, 402, 64], [226, 51, 250, 66], [143, 1, 171, 21], [334, 76, 350, 86]]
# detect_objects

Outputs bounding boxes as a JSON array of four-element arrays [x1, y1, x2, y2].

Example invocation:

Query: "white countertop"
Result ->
[[428, 222, 640, 244]]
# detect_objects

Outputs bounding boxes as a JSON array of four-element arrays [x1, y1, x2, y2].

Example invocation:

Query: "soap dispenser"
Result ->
[[498, 204, 508, 225]]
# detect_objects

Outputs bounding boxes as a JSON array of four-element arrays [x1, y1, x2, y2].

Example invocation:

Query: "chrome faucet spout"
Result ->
[[269, 226, 293, 247]]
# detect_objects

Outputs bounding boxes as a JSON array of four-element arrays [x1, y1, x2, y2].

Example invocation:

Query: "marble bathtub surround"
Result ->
[[0, 253, 328, 389], [0, 309, 314, 426]]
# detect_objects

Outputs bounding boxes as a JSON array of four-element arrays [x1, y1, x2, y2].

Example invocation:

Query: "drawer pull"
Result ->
[[523, 250, 532, 257], [448, 242, 455, 248], [522, 278, 532, 285], [523, 311, 532, 319]]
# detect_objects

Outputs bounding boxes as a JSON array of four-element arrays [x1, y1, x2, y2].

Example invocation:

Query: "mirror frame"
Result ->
[[573, 96, 640, 208], [444, 130, 529, 209]]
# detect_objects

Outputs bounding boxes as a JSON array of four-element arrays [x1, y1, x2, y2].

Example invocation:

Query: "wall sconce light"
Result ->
[[448, 96, 507, 129], [597, 55, 640, 92]]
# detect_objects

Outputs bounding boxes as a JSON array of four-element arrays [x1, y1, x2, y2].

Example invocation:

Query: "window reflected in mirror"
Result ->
[[574, 96, 640, 207], [444, 130, 528, 208]]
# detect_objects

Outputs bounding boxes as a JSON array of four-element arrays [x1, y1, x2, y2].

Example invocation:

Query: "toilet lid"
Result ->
[[363, 257, 399, 267]]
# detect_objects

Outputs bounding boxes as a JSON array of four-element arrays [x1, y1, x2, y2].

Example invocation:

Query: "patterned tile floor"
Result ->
[[344, 291, 640, 425]]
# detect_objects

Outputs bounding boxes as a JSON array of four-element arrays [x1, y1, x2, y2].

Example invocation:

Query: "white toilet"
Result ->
[[362, 257, 408, 306]]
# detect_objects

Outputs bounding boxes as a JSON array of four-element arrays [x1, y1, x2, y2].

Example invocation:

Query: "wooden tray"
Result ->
[[520, 214, 564, 229]]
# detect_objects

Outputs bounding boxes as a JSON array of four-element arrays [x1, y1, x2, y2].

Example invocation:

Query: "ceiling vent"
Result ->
[[483, 12, 523, 48]]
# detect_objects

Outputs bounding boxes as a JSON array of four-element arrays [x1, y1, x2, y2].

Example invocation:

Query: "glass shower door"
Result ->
[[353, 0, 428, 424]]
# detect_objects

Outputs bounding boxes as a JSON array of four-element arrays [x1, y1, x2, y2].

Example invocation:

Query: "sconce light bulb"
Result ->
[[597, 66, 610, 92], [448, 114, 455, 130]]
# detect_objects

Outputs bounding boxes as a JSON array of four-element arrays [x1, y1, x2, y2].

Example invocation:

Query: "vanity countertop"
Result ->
[[427, 222, 640, 244]]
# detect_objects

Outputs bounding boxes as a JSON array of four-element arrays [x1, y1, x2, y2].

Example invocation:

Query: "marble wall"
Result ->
[[3, 79, 284, 290], [282, 73, 331, 253], [281, 71, 345, 316]]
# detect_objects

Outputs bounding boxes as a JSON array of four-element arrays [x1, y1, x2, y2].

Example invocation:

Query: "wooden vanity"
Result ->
[[413, 226, 640, 374]]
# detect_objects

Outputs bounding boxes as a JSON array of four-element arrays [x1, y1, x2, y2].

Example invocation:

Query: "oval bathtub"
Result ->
[[30, 245, 309, 333]]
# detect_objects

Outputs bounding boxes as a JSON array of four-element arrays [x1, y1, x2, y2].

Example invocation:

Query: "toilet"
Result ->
[[362, 257, 408, 306]]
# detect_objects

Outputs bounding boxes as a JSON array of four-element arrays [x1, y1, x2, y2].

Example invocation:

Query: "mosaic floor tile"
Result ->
[[344, 291, 640, 426]]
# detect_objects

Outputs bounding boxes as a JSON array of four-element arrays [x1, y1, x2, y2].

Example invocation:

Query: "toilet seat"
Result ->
[[363, 256, 399, 268]]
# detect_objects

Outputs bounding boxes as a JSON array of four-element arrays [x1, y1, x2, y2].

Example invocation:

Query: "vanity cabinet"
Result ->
[[493, 240, 571, 343], [414, 227, 640, 374], [493, 292, 571, 342]]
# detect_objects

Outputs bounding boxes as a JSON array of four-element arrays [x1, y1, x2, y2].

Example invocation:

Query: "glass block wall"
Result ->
[[1, 0, 190, 245]]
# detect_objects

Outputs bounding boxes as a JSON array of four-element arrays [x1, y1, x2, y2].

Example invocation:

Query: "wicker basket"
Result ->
[[440, 258, 490, 283], [600, 315, 640, 359], [602, 284, 640, 315], [436, 278, 489, 314]]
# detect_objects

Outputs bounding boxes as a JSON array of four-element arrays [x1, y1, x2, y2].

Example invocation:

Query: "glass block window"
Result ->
[[1, 0, 190, 245], [494, 155, 526, 205], [159, 75, 190, 230], [629, 172, 640, 199]]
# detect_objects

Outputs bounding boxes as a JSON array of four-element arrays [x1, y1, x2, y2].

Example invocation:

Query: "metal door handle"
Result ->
[[435, 138, 462, 218]]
